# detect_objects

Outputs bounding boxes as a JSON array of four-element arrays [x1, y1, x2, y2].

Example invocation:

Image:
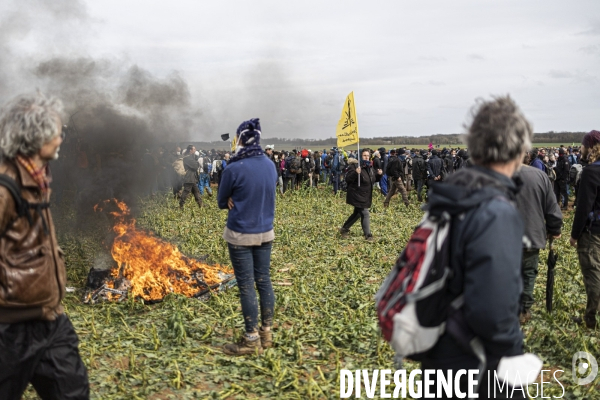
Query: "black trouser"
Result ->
[[180, 183, 203, 207], [415, 178, 425, 201], [283, 176, 295, 193], [554, 179, 568, 208], [342, 207, 371, 236], [521, 249, 540, 312], [0, 314, 89, 400]]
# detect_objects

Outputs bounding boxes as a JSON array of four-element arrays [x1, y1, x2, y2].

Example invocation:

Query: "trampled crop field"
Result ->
[[27, 188, 599, 399]]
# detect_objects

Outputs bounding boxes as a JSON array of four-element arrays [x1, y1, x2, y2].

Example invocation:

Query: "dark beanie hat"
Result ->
[[432, 150, 438, 156], [378, 147, 386, 153], [582, 130, 600, 148], [398, 149, 406, 155]]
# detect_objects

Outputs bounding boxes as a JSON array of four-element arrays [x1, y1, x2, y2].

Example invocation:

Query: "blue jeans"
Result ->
[[380, 174, 388, 196], [227, 241, 275, 333], [323, 169, 331, 185], [332, 170, 340, 194], [197, 173, 212, 195]]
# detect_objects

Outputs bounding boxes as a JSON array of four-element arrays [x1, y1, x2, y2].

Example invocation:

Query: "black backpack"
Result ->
[[386, 156, 402, 179], [289, 157, 302, 174], [0, 174, 50, 235], [202, 157, 212, 173]]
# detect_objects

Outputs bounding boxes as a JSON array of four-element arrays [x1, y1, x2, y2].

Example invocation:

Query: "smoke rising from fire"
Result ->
[[0, 0, 336, 222]]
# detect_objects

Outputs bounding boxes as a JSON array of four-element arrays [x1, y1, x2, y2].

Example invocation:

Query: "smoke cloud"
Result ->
[[0, 0, 336, 222]]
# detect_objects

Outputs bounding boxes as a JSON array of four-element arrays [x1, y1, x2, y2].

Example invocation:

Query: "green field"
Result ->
[[26, 188, 599, 399]]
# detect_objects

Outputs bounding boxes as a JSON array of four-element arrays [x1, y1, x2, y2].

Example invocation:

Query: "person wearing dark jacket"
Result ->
[[379, 147, 389, 196], [339, 150, 376, 241], [422, 96, 533, 398], [180, 145, 203, 209], [426, 150, 444, 185], [514, 164, 563, 322], [554, 148, 570, 208], [383, 149, 409, 208], [372, 150, 383, 190], [412, 150, 428, 201], [570, 130, 600, 329], [0, 93, 89, 398]]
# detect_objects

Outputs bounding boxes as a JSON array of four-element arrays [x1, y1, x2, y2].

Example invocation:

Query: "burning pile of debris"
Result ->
[[84, 199, 235, 303]]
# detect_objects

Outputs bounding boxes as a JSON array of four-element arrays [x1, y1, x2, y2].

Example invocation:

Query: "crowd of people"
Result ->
[[0, 91, 598, 399]]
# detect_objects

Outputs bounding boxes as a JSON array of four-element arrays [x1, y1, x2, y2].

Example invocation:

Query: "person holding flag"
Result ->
[[339, 149, 376, 242]]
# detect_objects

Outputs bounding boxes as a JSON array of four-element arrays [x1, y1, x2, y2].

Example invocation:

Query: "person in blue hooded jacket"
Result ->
[[423, 96, 532, 398], [217, 118, 277, 356]]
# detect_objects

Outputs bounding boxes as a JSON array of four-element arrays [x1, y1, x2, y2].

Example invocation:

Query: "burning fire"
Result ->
[[94, 199, 231, 301]]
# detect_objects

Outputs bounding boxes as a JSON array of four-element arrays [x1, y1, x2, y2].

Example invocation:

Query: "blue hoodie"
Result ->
[[217, 155, 277, 234]]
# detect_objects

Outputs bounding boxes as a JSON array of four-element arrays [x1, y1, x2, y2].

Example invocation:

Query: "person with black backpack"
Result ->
[[283, 151, 299, 192], [383, 149, 409, 208], [378, 96, 535, 398]]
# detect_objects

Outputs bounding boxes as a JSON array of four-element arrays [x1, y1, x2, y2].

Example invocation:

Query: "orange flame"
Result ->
[[96, 199, 231, 301]]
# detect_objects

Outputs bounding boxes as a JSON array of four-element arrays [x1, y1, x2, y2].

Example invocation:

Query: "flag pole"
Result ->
[[357, 139, 361, 187]]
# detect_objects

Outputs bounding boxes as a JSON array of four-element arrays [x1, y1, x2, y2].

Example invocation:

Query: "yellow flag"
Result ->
[[336, 92, 359, 148], [231, 135, 237, 152]]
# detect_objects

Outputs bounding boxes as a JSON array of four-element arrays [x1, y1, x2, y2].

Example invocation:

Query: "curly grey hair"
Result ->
[[466, 96, 532, 166], [0, 92, 64, 158]]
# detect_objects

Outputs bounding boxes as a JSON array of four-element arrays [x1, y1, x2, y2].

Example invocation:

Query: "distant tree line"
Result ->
[[183, 131, 587, 150], [257, 131, 587, 146]]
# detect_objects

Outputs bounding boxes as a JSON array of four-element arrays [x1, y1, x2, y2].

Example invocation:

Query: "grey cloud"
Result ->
[[549, 70, 597, 84], [410, 81, 446, 87], [549, 70, 572, 79], [418, 56, 447, 62], [579, 45, 600, 55], [576, 22, 600, 36], [467, 54, 485, 61]]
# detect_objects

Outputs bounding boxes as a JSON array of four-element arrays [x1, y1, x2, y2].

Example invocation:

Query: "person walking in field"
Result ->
[[570, 130, 600, 329], [422, 96, 532, 398], [0, 92, 89, 399], [218, 118, 277, 355], [339, 149, 376, 241], [514, 160, 563, 323], [383, 149, 409, 208]]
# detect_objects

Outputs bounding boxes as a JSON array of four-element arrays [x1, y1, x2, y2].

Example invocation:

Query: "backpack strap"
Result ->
[[0, 174, 50, 236]]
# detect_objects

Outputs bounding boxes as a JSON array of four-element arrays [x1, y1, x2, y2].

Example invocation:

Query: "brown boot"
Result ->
[[339, 227, 350, 238], [223, 335, 263, 356], [259, 327, 273, 348]]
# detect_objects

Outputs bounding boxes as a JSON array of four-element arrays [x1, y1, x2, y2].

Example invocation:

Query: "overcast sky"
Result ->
[[3, 0, 600, 140]]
